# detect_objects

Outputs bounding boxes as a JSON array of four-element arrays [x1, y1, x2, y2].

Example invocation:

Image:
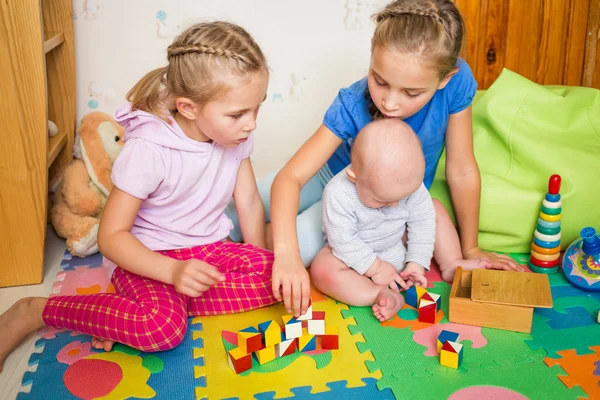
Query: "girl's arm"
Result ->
[[233, 158, 266, 248], [271, 124, 343, 316], [98, 188, 224, 290], [445, 106, 519, 270], [98, 188, 179, 283]]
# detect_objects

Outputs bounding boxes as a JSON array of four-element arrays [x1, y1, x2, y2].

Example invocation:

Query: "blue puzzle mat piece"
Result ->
[[551, 284, 600, 302], [17, 319, 199, 399], [60, 251, 103, 270], [253, 378, 394, 400], [538, 306, 598, 330]]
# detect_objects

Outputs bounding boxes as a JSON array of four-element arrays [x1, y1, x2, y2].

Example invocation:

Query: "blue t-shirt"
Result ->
[[323, 58, 477, 189]]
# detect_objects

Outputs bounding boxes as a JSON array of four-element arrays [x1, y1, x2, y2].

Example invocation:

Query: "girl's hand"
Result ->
[[172, 259, 225, 297], [272, 254, 310, 318], [463, 247, 525, 272]]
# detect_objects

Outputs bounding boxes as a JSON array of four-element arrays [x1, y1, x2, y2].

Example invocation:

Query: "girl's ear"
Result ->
[[175, 97, 198, 120], [437, 67, 459, 90]]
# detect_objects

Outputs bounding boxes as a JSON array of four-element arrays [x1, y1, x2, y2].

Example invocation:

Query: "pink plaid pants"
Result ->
[[42, 242, 277, 352]]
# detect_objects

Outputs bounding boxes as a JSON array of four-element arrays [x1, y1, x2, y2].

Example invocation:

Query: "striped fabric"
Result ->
[[42, 241, 277, 352]]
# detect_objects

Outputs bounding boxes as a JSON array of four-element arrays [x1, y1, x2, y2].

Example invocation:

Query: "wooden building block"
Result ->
[[308, 319, 326, 335], [228, 347, 252, 374], [238, 326, 263, 354], [406, 285, 427, 308], [254, 345, 277, 365], [276, 336, 297, 357], [297, 299, 313, 321], [422, 292, 441, 311], [258, 320, 282, 347], [298, 328, 316, 352], [440, 341, 463, 369], [320, 326, 339, 350], [282, 315, 303, 339], [418, 299, 437, 323], [437, 330, 460, 353]]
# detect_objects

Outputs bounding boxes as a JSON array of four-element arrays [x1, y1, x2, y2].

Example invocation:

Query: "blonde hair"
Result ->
[[367, 0, 465, 118], [127, 21, 268, 119]]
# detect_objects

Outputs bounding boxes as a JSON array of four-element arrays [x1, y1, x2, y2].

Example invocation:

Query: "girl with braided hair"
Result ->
[[226, 0, 524, 319], [0, 22, 276, 364]]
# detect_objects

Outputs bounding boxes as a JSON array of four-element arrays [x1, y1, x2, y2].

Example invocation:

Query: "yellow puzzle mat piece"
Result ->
[[193, 296, 380, 400]]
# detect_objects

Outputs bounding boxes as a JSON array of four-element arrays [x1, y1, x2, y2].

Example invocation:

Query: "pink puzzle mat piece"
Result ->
[[425, 261, 443, 288], [52, 265, 115, 296], [448, 386, 529, 400], [412, 322, 488, 356]]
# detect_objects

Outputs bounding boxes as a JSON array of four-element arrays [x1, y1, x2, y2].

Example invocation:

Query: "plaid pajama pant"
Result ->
[[42, 241, 277, 352]]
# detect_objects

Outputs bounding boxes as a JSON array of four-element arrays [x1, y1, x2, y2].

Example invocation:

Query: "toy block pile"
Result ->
[[405, 285, 441, 324], [227, 301, 339, 374], [437, 330, 463, 369]]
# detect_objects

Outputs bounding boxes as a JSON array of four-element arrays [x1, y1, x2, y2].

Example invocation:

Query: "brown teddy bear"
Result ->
[[50, 112, 124, 256]]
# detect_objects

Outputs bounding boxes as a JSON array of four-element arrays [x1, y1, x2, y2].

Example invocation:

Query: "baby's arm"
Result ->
[[233, 158, 266, 249], [405, 184, 436, 271]]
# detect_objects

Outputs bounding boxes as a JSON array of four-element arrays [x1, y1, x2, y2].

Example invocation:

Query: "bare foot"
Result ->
[[92, 337, 115, 351], [441, 258, 492, 282], [0, 297, 47, 373], [372, 288, 405, 322]]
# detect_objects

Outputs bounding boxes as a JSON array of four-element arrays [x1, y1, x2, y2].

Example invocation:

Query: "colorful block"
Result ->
[[298, 328, 316, 352], [307, 319, 326, 335], [440, 341, 463, 369], [253, 345, 276, 365], [258, 320, 282, 347], [406, 285, 427, 308], [238, 326, 263, 354], [297, 299, 313, 321], [275, 337, 297, 357], [320, 326, 339, 350], [437, 330, 460, 353], [228, 347, 252, 374], [282, 315, 303, 339], [421, 292, 441, 311], [418, 299, 437, 323]]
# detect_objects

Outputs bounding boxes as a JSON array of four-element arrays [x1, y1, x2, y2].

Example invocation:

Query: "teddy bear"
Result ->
[[50, 112, 124, 257]]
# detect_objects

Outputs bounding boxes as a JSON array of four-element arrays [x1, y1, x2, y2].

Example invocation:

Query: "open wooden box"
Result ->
[[449, 267, 553, 333]]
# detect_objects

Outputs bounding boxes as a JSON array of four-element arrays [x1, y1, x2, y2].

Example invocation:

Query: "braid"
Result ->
[[167, 44, 249, 64], [376, 7, 444, 26]]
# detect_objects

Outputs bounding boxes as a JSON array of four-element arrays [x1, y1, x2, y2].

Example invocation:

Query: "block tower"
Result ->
[[529, 174, 562, 274]]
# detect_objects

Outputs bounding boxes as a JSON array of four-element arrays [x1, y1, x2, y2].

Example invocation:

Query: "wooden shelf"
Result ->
[[43, 31, 64, 54], [47, 130, 67, 166]]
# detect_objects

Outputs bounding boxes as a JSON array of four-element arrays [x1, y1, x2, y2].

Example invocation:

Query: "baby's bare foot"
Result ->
[[92, 337, 115, 351], [372, 288, 405, 322], [0, 298, 47, 373], [441, 258, 492, 282]]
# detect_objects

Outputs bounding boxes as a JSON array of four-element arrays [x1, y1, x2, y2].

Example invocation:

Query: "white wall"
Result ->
[[73, 0, 388, 177]]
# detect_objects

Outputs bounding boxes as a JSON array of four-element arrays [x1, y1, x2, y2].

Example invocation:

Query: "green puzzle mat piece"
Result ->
[[342, 281, 587, 399]]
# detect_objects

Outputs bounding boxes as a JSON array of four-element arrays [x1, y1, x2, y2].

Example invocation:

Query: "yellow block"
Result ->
[[255, 345, 276, 364], [539, 211, 561, 222], [325, 326, 338, 335], [440, 348, 459, 369]]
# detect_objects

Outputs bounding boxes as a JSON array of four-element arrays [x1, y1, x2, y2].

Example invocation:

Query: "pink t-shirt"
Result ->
[[111, 104, 253, 250]]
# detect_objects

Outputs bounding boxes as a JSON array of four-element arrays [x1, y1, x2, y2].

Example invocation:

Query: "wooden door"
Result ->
[[456, 0, 600, 89]]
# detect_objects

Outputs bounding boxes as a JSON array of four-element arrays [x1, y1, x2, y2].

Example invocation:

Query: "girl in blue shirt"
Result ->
[[227, 0, 522, 316]]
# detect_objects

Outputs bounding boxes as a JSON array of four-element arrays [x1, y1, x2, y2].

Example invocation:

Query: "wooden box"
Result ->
[[449, 267, 553, 333]]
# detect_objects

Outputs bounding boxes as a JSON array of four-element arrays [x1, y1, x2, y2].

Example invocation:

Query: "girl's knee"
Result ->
[[142, 307, 188, 351]]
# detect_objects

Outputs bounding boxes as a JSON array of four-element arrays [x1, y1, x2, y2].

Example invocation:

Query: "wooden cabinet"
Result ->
[[456, 0, 600, 89], [0, 0, 75, 287]]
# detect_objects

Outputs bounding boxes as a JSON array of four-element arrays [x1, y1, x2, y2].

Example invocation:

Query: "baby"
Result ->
[[310, 119, 436, 321]]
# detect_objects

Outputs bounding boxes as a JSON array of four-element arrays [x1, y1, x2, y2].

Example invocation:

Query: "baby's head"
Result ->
[[347, 119, 425, 208], [127, 21, 269, 146]]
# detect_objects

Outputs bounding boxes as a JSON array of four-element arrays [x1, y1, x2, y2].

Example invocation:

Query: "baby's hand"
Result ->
[[367, 259, 408, 291], [172, 259, 225, 297], [400, 262, 428, 288]]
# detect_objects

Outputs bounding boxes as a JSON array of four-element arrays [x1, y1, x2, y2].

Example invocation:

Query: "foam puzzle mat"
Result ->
[[15, 251, 600, 399]]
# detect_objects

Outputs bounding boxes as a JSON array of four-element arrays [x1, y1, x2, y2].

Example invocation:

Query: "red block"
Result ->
[[418, 299, 437, 323]]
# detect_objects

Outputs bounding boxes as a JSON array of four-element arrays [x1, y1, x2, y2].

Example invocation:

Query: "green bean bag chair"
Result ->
[[430, 68, 600, 253]]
